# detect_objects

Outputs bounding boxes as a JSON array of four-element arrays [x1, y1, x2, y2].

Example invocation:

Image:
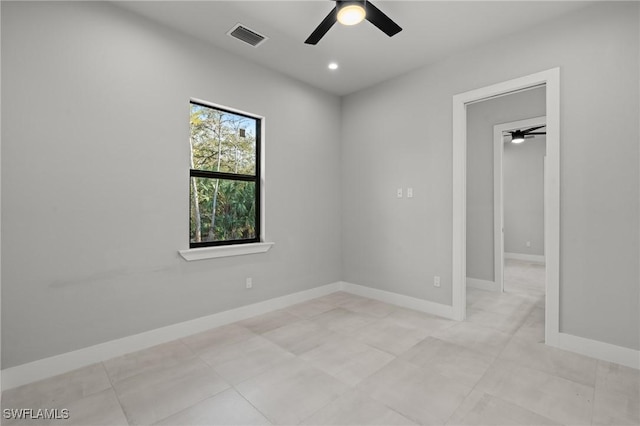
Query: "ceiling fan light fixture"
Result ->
[[511, 131, 525, 144], [337, 3, 366, 26]]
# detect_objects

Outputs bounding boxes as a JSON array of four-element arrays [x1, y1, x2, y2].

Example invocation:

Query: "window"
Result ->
[[189, 101, 261, 248]]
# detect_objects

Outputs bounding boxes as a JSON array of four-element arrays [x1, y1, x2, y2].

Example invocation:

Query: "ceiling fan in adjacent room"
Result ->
[[305, 0, 402, 45], [505, 125, 546, 144]]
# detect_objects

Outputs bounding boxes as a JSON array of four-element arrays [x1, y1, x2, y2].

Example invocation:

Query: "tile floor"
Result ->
[[2, 260, 639, 425]]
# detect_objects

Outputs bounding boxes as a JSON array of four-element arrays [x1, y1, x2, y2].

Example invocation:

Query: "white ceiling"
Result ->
[[115, 1, 592, 96]]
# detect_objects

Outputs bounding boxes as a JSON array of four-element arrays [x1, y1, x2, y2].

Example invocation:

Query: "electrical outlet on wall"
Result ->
[[433, 276, 441, 287], [246, 277, 253, 289]]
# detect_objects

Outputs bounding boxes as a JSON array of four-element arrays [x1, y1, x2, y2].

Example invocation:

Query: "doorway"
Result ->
[[494, 116, 546, 293], [451, 68, 560, 347]]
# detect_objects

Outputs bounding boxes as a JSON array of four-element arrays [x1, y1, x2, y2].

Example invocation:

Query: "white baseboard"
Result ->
[[466, 278, 498, 292], [505, 252, 545, 264], [339, 281, 455, 320], [548, 332, 640, 370], [1, 282, 341, 391], [5, 280, 637, 390]]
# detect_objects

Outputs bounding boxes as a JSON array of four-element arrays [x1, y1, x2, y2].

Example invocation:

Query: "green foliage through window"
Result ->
[[189, 101, 260, 247]]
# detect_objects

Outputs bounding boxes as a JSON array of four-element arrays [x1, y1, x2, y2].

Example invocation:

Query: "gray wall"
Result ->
[[466, 88, 545, 281], [1, 2, 343, 368], [2, 1, 639, 369], [342, 2, 639, 350], [504, 137, 546, 256]]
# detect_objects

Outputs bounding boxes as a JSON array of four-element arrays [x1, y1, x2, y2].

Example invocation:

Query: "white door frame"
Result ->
[[493, 116, 546, 292], [452, 68, 560, 347]]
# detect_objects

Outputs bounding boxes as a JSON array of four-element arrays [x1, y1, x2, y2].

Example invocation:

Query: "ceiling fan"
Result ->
[[504, 125, 546, 144], [305, 0, 402, 45]]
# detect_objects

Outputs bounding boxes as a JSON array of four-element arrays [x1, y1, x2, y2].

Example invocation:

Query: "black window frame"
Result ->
[[189, 100, 262, 249]]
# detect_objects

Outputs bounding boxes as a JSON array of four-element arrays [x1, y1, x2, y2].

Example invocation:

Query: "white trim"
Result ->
[[464, 84, 545, 107], [467, 278, 498, 292], [339, 282, 455, 319], [1, 282, 340, 390], [452, 68, 560, 346], [504, 252, 545, 264], [551, 333, 640, 370], [179, 242, 274, 261], [494, 116, 546, 292], [452, 84, 468, 320], [494, 124, 504, 293]]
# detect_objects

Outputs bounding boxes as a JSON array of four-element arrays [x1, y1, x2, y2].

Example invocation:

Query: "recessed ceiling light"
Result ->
[[328, 62, 339, 70]]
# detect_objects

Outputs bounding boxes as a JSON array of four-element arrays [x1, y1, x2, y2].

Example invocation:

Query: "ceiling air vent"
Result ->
[[227, 24, 268, 48]]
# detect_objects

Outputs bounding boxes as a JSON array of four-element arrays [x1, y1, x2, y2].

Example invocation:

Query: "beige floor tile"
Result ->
[[512, 307, 545, 344], [8, 261, 637, 426], [47, 389, 128, 426], [340, 298, 397, 318], [2, 388, 126, 426], [357, 359, 472, 425], [352, 317, 430, 356], [446, 389, 560, 426], [1, 363, 111, 411], [432, 322, 511, 358], [286, 299, 336, 319], [499, 336, 598, 386], [476, 360, 594, 425], [238, 310, 302, 334], [592, 387, 640, 425], [235, 358, 348, 425], [310, 307, 377, 334], [154, 388, 271, 426], [592, 361, 640, 426], [300, 334, 394, 386], [113, 357, 229, 425], [595, 361, 640, 399], [400, 337, 494, 387], [181, 323, 256, 354], [301, 388, 416, 425], [466, 287, 489, 305], [466, 307, 529, 334], [200, 336, 295, 385], [262, 319, 338, 355], [104, 340, 194, 384], [313, 291, 367, 306], [468, 292, 534, 317], [384, 308, 456, 335]]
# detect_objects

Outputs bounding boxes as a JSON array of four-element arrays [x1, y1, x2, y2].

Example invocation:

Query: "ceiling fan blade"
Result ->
[[365, 1, 402, 37], [526, 132, 547, 135], [522, 125, 546, 134], [305, 7, 337, 45]]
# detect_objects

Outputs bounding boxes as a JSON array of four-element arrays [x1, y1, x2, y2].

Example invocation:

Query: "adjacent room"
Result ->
[[2, 1, 639, 425]]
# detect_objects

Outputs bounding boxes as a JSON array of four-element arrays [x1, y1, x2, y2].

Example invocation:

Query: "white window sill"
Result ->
[[178, 242, 274, 261]]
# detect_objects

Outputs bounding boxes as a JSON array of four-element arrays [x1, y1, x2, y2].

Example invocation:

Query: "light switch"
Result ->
[[397, 188, 403, 198]]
